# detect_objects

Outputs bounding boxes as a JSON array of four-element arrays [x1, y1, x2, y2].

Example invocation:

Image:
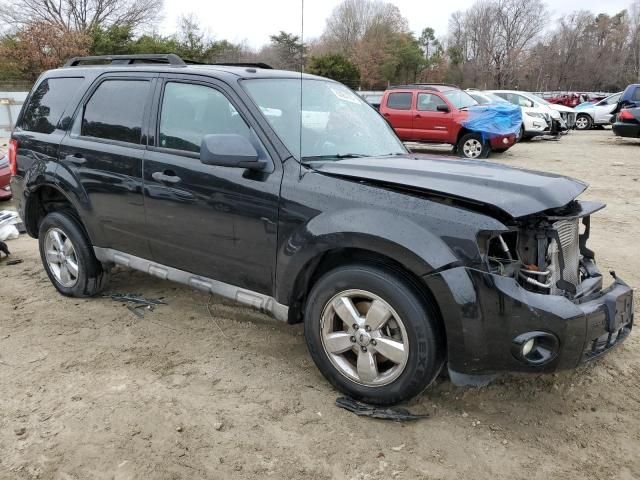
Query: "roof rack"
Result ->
[[212, 62, 273, 69], [64, 54, 186, 67], [387, 83, 459, 91]]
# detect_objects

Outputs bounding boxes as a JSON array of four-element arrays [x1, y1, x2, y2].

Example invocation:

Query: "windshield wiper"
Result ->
[[302, 153, 370, 161]]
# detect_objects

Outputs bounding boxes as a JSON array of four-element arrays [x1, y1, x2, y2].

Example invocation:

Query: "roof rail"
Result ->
[[212, 62, 273, 69], [387, 83, 459, 91], [64, 54, 186, 67]]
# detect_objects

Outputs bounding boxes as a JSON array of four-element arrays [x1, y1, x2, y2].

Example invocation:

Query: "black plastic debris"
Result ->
[[335, 396, 429, 422], [0, 240, 9, 257], [105, 293, 167, 318]]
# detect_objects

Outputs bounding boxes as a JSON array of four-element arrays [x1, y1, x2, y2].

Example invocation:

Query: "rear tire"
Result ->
[[575, 114, 592, 130], [38, 211, 110, 297], [304, 264, 444, 405], [457, 132, 490, 159]]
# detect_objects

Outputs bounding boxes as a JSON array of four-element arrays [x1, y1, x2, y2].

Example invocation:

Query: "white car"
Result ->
[[573, 92, 622, 130], [529, 94, 577, 130], [487, 90, 556, 139]]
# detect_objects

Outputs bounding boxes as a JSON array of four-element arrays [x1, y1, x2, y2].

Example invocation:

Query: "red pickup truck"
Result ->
[[379, 84, 520, 159]]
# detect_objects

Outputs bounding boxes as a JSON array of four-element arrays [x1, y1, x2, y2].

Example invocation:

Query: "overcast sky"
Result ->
[[159, 0, 633, 49]]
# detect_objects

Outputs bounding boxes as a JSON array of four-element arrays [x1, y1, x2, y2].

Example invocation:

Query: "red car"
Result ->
[[379, 84, 520, 159], [0, 154, 12, 200]]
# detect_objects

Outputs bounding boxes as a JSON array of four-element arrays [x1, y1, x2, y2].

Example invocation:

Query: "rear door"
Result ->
[[59, 73, 156, 259], [142, 75, 282, 295], [381, 91, 414, 139], [413, 92, 452, 143]]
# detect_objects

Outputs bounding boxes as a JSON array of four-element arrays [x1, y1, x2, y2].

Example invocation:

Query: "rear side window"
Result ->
[[20, 77, 84, 134], [81, 80, 150, 144], [159, 82, 250, 153], [387, 93, 412, 110], [633, 87, 640, 101]]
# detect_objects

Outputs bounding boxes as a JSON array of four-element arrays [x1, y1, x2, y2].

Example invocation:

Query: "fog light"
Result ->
[[522, 338, 535, 356], [502, 138, 509, 144]]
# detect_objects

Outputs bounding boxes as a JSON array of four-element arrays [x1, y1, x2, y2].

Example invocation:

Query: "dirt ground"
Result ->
[[1, 129, 639, 480]]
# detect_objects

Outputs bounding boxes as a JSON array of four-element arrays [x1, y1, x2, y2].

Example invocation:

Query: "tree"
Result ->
[[306, 53, 360, 88], [0, 22, 89, 81], [267, 31, 307, 71], [0, 0, 163, 33]]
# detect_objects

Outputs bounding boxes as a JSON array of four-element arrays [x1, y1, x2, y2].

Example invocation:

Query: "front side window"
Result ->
[[387, 92, 413, 110], [242, 78, 406, 161], [443, 90, 477, 109], [20, 77, 84, 134], [81, 80, 150, 144], [417, 93, 447, 111], [159, 82, 250, 153]]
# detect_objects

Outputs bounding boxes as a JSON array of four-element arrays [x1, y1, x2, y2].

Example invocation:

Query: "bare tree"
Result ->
[[0, 0, 163, 33]]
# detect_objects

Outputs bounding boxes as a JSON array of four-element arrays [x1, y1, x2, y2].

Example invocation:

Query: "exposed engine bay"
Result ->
[[483, 200, 605, 299]]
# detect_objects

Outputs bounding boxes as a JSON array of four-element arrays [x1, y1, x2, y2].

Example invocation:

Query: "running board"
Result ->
[[93, 247, 289, 322]]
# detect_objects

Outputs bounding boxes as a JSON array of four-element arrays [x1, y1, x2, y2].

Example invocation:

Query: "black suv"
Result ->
[[10, 54, 633, 405]]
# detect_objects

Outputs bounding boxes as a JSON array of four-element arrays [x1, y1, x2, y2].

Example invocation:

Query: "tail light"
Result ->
[[619, 109, 634, 121], [8, 138, 18, 176]]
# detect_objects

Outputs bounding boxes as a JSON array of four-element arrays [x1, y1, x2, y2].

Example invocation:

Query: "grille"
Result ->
[[548, 219, 580, 294], [560, 112, 576, 128]]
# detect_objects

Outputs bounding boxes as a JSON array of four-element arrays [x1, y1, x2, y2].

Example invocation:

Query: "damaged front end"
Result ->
[[480, 200, 606, 300]]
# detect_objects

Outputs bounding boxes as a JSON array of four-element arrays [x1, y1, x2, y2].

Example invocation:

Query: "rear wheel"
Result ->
[[304, 264, 444, 405], [38, 211, 110, 297], [457, 133, 490, 159], [575, 114, 592, 130]]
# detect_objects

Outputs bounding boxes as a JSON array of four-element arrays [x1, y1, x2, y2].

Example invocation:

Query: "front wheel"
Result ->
[[575, 114, 592, 130], [304, 264, 444, 405], [457, 133, 490, 159]]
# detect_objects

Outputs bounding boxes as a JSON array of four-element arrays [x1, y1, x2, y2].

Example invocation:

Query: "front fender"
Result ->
[[275, 208, 461, 305]]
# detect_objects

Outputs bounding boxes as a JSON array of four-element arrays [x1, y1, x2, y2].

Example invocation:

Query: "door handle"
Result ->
[[415, 114, 422, 118], [152, 171, 181, 184], [64, 154, 86, 165]]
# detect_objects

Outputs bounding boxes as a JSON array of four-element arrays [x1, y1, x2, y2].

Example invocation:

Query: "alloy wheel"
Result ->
[[44, 227, 80, 287], [320, 289, 409, 387], [575, 116, 590, 130], [463, 138, 483, 158]]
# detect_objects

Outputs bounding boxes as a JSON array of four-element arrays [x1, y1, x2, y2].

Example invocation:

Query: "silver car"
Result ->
[[574, 92, 622, 130]]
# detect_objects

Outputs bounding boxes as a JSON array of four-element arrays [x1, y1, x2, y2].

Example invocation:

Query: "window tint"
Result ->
[[81, 80, 149, 144], [417, 93, 447, 111], [159, 82, 250, 153], [387, 93, 412, 110], [20, 77, 84, 134]]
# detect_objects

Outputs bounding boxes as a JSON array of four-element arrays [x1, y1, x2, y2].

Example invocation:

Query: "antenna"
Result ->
[[299, 0, 304, 179]]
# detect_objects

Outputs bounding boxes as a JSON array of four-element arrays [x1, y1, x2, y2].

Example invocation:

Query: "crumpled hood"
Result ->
[[312, 154, 588, 218]]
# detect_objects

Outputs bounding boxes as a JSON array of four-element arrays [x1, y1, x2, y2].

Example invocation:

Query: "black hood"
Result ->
[[311, 154, 588, 218]]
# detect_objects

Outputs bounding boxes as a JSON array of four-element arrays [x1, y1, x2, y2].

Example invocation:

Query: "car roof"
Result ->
[[387, 84, 459, 93]]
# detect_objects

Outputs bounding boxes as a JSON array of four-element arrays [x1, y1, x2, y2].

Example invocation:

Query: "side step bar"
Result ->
[[93, 247, 289, 322]]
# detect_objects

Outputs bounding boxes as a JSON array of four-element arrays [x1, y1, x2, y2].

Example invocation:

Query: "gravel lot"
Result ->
[[1, 129, 639, 480]]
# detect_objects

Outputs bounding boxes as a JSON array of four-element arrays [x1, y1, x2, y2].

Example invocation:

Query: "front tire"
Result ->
[[575, 114, 592, 130], [304, 264, 444, 405], [38, 211, 110, 297], [457, 132, 490, 159]]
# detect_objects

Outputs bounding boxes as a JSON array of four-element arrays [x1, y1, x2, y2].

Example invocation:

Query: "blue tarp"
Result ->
[[461, 103, 522, 139]]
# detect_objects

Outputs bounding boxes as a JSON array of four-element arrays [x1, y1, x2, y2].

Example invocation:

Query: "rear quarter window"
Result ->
[[20, 77, 84, 134], [387, 92, 412, 110]]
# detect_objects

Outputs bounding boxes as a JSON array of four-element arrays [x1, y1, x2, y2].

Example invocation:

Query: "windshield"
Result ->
[[242, 79, 406, 161], [443, 90, 478, 109]]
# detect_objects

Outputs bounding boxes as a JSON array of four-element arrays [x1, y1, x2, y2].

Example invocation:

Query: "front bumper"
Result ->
[[424, 266, 633, 375], [488, 134, 517, 151]]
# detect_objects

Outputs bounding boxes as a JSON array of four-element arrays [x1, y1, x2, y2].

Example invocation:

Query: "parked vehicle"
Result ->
[[465, 90, 510, 106], [358, 91, 383, 110], [574, 92, 622, 130], [536, 98, 577, 130], [488, 90, 555, 139], [10, 54, 633, 405], [617, 84, 640, 111], [612, 107, 640, 139], [379, 84, 520, 159], [0, 154, 12, 200]]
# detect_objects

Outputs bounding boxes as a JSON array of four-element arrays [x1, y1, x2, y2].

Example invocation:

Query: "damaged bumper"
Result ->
[[423, 265, 633, 375]]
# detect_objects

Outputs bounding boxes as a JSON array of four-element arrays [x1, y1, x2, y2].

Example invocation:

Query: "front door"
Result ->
[[59, 74, 156, 259], [142, 76, 282, 295], [414, 92, 452, 143]]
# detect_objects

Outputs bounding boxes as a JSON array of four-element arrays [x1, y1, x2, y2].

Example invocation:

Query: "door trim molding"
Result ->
[[93, 247, 289, 322]]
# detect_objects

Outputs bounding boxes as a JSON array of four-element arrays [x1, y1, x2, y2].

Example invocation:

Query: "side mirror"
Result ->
[[200, 134, 266, 170], [436, 104, 450, 113]]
